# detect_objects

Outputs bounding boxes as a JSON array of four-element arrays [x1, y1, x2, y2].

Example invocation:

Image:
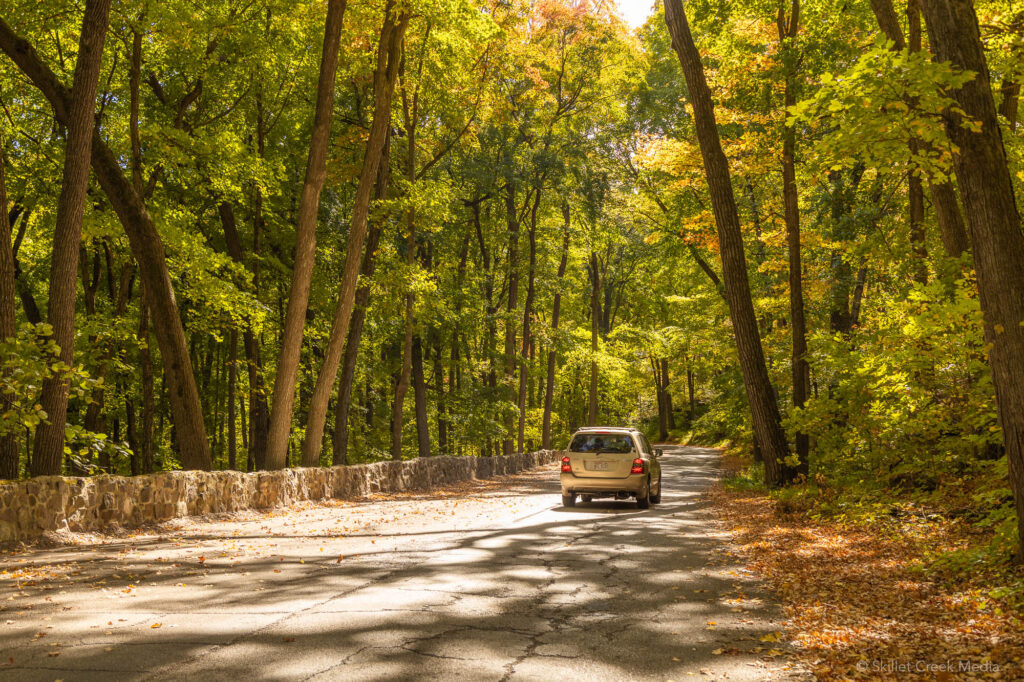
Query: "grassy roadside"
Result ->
[[707, 451, 1024, 680]]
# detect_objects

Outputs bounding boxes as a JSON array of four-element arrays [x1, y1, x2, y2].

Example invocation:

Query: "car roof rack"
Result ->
[[574, 426, 640, 433]]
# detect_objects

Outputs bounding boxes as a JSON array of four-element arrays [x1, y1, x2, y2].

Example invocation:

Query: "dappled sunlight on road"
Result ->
[[1, 447, 798, 681]]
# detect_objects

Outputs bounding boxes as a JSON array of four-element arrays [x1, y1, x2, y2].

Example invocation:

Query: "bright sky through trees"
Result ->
[[614, 0, 656, 28]]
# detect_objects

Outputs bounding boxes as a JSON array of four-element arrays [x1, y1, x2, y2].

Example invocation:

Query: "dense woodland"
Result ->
[[1, 0, 1023, 561]]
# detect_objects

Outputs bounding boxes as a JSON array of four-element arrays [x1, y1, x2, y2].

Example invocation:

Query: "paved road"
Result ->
[[1, 446, 793, 681]]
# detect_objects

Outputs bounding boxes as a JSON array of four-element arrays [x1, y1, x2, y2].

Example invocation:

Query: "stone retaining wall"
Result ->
[[0, 450, 559, 543]]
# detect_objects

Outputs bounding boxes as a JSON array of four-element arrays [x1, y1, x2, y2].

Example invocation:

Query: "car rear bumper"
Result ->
[[561, 472, 646, 495]]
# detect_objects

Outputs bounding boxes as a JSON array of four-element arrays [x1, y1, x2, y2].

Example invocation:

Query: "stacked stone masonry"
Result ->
[[0, 450, 560, 543]]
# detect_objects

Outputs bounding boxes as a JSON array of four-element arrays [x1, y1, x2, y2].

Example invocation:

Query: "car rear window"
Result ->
[[568, 433, 634, 453]]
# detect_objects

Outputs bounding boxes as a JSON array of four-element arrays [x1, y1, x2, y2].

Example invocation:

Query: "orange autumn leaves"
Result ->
[[709, 481, 1024, 680]]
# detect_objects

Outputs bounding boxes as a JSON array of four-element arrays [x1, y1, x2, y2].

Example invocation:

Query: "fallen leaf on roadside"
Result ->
[[150, 623, 161, 629]]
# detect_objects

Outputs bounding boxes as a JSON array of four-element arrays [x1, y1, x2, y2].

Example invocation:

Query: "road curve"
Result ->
[[0, 445, 794, 681]]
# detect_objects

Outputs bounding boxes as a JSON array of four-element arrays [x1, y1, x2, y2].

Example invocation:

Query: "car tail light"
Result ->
[[561, 456, 572, 473], [631, 458, 644, 474]]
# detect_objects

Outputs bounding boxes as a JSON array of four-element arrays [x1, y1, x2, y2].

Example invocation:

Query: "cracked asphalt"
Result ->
[[0, 445, 796, 681]]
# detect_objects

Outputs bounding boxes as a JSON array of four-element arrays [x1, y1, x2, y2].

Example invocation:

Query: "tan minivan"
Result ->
[[560, 427, 663, 509]]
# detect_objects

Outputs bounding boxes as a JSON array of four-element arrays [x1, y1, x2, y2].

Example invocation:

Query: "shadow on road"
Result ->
[[0, 445, 792, 681]]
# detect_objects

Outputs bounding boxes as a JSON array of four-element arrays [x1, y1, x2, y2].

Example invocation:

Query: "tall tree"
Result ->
[[920, 0, 1024, 562], [663, 0, 791, 486], [502, 183, 522, 452], [778, 0, 810, 474], [28, 0, 112, 476], [542, 202, 571, 449], [264, 0, 348, 469], [300, 5, 409, 466], [332, 139, 391, 466], [0, 148, 16, 479], [587, 251, 600, 426]]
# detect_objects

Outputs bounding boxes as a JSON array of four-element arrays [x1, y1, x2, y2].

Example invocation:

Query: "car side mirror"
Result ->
[[654, 449, 663, 458]]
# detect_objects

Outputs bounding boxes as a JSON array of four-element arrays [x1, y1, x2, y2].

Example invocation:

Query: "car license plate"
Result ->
[[586, 461, 610, 471]]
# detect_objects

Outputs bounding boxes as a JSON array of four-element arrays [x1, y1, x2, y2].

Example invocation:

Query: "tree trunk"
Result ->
[[654, 360, 668, 442], [517, 189, 541, 453], [829, 172, 855, 335], [227, 329, 237, 470], [0, 18, 212, 471], [301, 6, 408, 466], [433, 330, 447, 456], [82, 259, 133, 470], [412, 336, 429, 457], [218, 202, 269, 470], [1000, 78, 1019, 131], [542, 203, 571, 449], [472, 199, 499, 449], [138, 281, 155, 474], [11, 207, 41, 325], [779, 0, 809, 476], [660, 358, 676, 430], [0, 148, 17, 479], [391, 335, 412, 461], [442, 223, 472, 454], [921, 0, 1024, 562], [400, 50, 430, 462], [264, 0, 348, 469], [850, 263, 868, 329], [391, 215, 416, 463], [687, 359, 696, 423], [332, 145, 390, 466], [502, 184, 521, 453], [664, 0, 790, 486], [29, 0, 112, 476], [239, 395, 248, 458], [588, 252, 600, 426]]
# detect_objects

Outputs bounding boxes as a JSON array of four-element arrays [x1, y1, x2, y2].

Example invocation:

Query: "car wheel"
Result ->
[[636, 480, 651, 509], [562, 493, 576, 508], [650, 475, 662, 504], [581, 495, 593, 503]]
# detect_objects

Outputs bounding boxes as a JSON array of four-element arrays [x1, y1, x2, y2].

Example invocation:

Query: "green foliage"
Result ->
[[788, 39, 976, 181], [1, 0, 1022, 591]]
